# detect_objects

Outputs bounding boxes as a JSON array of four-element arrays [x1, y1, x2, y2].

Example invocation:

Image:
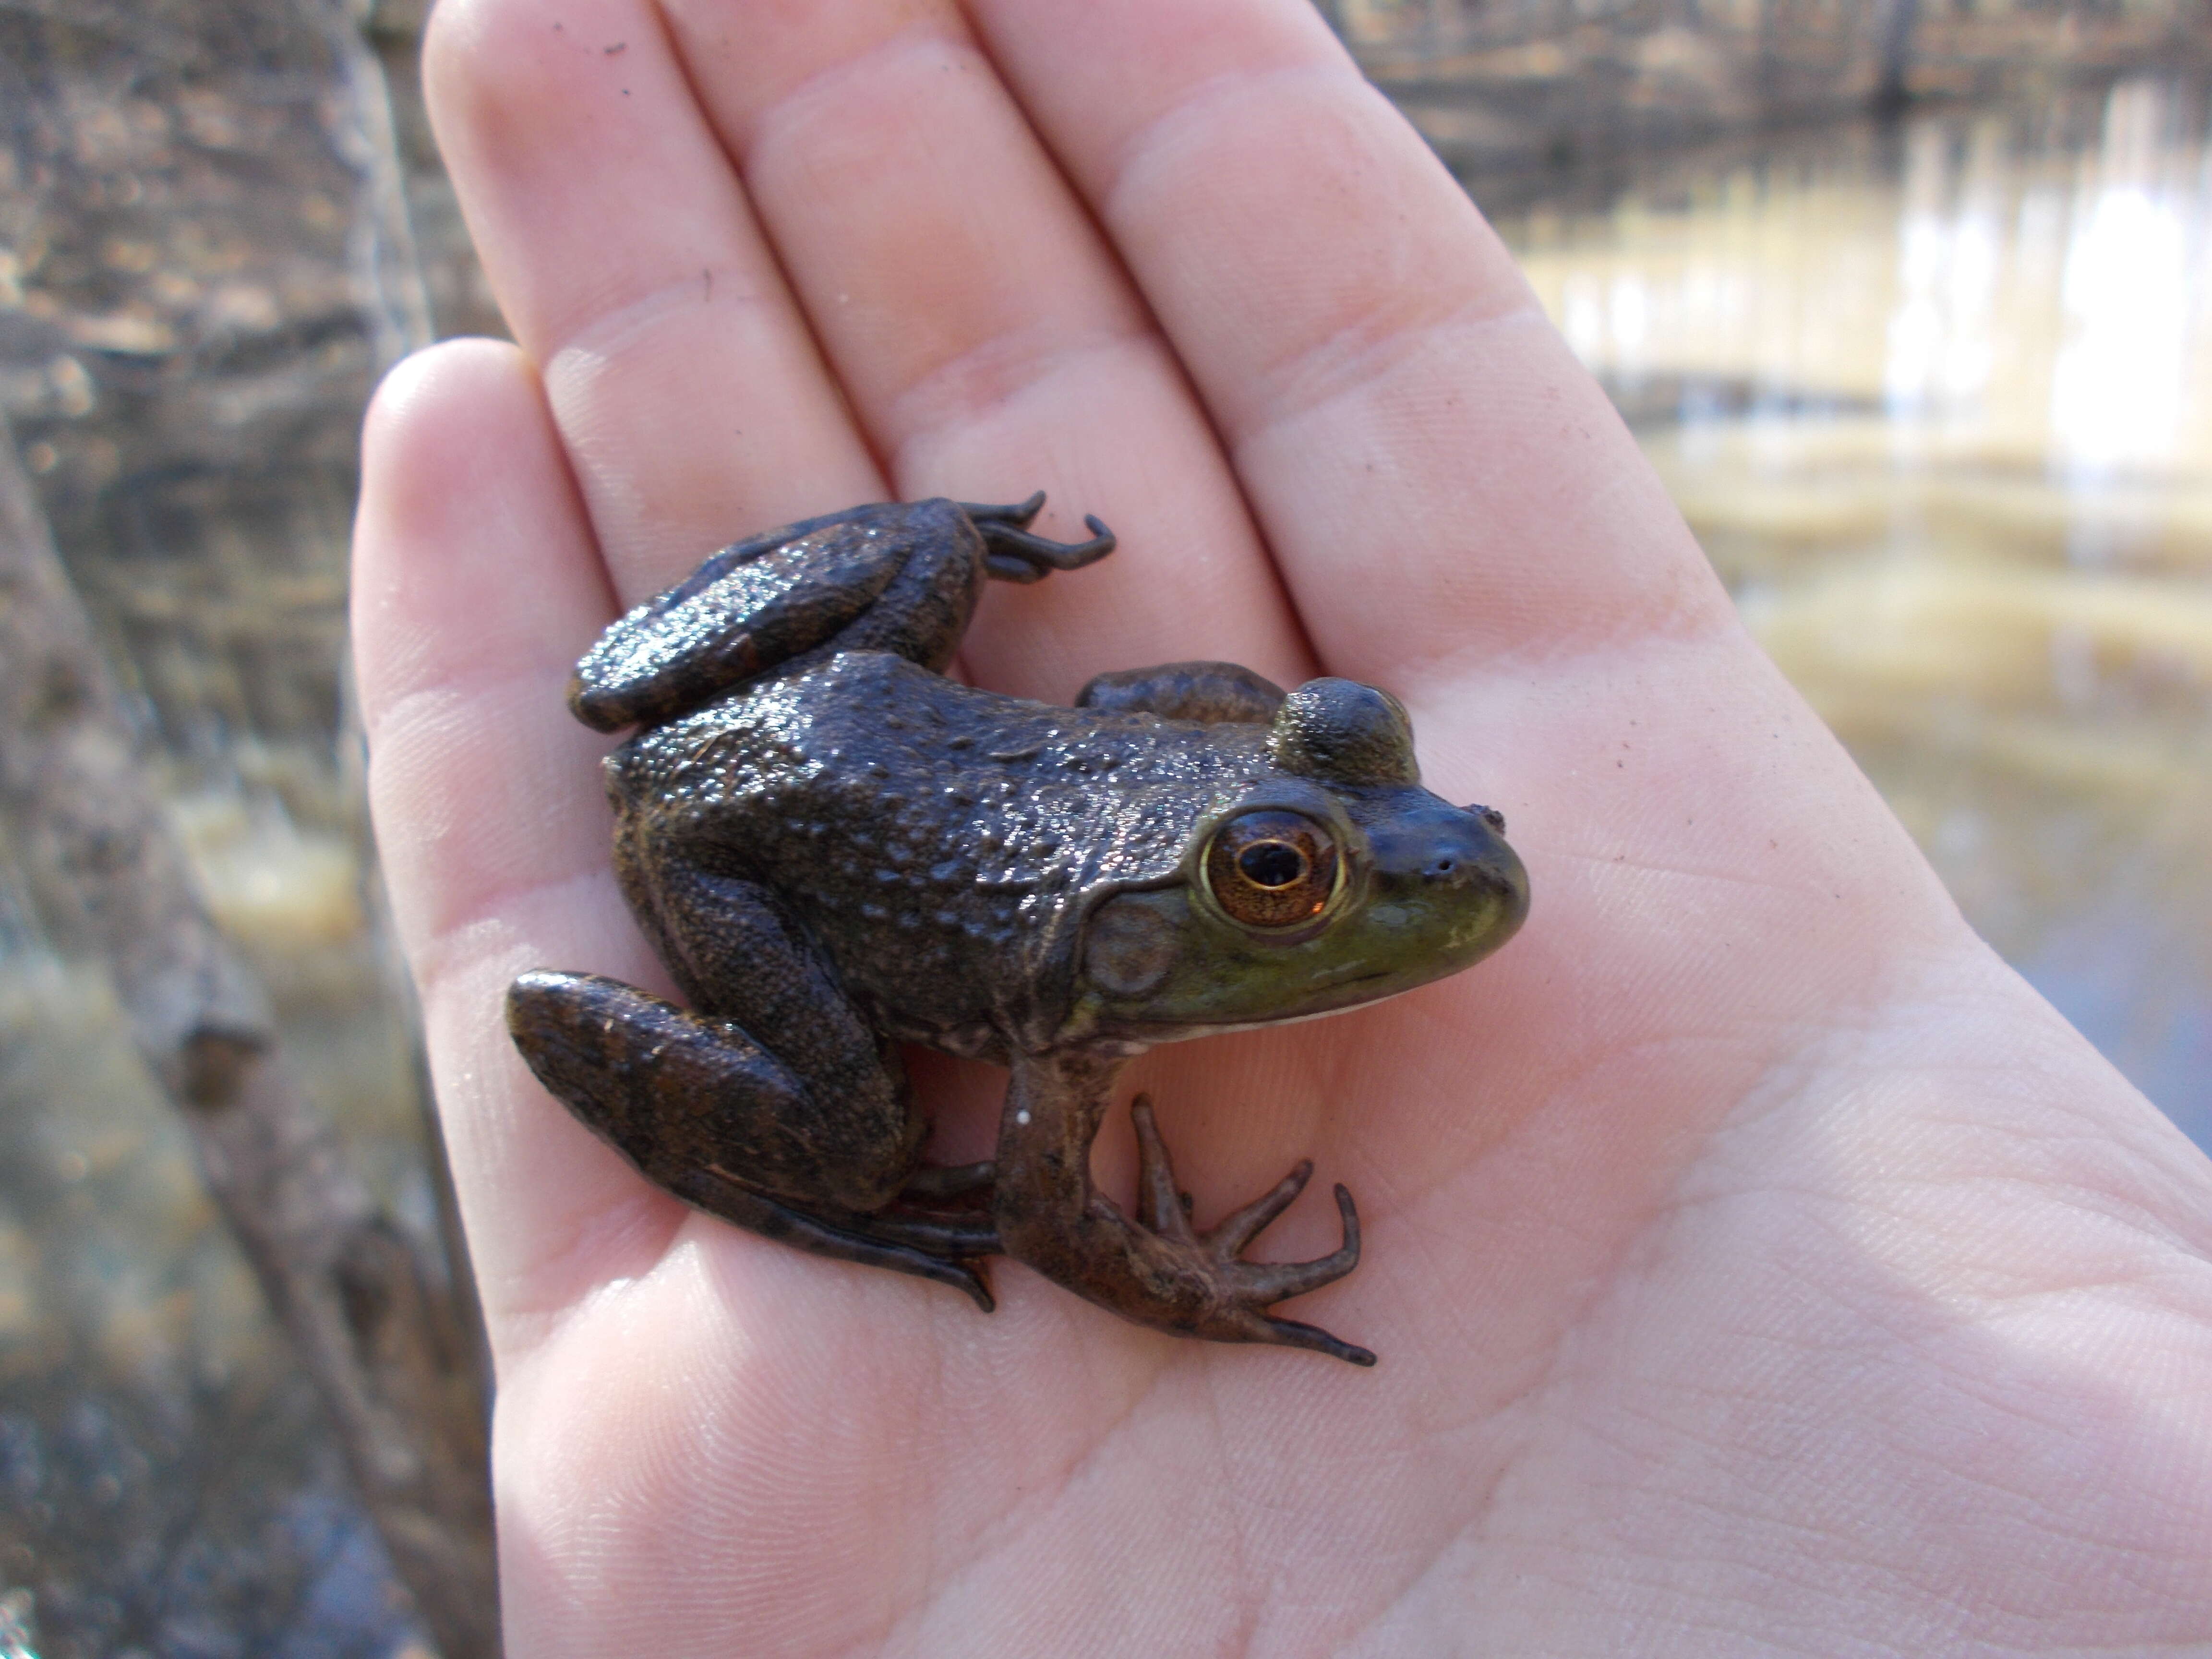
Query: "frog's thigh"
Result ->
[[510, 971, 993, 1304], [636, 865, 926, 1211], [509, 969, 818, 1196]]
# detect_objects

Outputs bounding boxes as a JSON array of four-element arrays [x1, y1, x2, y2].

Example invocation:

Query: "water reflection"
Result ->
[[1495, 73, 2212, 1144]]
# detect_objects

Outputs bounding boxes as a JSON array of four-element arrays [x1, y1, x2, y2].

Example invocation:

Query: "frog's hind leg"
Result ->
[[571, 495, 1118, 731], [506, 971, 999, 1310]]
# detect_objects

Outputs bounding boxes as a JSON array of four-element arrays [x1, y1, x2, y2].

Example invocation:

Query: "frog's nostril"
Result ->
[[1426, 856, 1459, 881]]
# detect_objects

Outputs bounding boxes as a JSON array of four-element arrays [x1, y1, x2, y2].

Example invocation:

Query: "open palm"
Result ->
[[351, 0, 2212, 1651]]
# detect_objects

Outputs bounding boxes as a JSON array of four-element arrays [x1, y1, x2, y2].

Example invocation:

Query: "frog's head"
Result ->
[[1074, 678, 1528, 1042]]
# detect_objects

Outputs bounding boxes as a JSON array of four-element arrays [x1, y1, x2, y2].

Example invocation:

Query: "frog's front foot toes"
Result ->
[[1130, 1096, 1375, 1367]]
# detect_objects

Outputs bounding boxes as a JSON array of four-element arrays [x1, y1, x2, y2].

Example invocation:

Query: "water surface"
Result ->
[[1493, 74, 2212, 1144]]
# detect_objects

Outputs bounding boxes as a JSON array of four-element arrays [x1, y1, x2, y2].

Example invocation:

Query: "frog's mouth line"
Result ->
[[1139, 978, 1423, 1045], [1316, 963, 1396, 990]]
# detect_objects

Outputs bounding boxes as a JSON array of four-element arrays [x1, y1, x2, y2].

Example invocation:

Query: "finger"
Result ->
[[650, 0, 1314, 696], [423, 0, 883, 601], [353, 339, 685, 1357], [963, 0, 1736, 690]]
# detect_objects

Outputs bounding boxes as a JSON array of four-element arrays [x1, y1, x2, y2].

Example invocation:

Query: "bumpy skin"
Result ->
[[506, 494, 1527, 1364]]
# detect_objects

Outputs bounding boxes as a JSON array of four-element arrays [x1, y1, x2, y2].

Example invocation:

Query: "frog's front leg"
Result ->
[[1076, 660, 1286, 724], [506, 969, 1000, 1309], [993, 1051, 1374, 1365]]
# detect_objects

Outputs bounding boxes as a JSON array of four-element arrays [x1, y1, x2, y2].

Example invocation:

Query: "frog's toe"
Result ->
[[1205, 1159, 1317, 1255], [957, 490, 1046, 527], [1129, 1097, 1373, 1365], [1256, 1314, 1377, 1369], [1226, 1184, 1361, 1303], [976, 512, 1116, 581]]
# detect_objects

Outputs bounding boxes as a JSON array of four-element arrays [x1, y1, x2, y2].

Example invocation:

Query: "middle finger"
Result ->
[[655, 0, 1313, 697], [425, 0, 886, 599]]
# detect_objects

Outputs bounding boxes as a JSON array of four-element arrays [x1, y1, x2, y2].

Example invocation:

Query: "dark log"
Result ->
[[0, 422, 498, 1659]]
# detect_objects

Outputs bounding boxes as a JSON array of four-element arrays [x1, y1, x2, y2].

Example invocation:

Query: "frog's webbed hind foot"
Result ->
[[1130, 1097, 1376, 1367], [673, 1167, 998, 1311], [961, 491, 1116, 583]]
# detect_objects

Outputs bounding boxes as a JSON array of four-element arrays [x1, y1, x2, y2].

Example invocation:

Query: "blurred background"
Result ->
[[0, 0, 2205, 1653]]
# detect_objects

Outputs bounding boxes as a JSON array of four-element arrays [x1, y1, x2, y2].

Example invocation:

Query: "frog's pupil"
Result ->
[[1238, 841, 1305, 888]]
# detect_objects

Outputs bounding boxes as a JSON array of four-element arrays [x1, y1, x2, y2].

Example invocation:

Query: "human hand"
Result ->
[[352, 0, 2212, 1650]]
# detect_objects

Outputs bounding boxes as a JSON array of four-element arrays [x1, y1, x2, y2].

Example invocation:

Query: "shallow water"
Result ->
[[1491, 73, 2212, 1146]]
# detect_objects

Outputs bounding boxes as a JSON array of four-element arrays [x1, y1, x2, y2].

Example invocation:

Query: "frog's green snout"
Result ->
[[1367, 801, 1530, 945]]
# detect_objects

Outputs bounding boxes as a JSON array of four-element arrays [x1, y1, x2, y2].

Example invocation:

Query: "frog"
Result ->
[[506, 493, 1528, 1365]]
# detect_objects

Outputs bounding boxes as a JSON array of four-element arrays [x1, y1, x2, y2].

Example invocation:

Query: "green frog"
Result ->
[[506, 494, 1527, 1365]]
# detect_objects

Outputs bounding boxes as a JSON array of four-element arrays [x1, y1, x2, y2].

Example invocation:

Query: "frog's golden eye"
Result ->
[[1205, 810, 1340, 929]]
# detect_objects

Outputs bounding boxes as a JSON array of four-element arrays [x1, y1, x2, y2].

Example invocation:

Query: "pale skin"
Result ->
[[349, 0, 2212, 1651]]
